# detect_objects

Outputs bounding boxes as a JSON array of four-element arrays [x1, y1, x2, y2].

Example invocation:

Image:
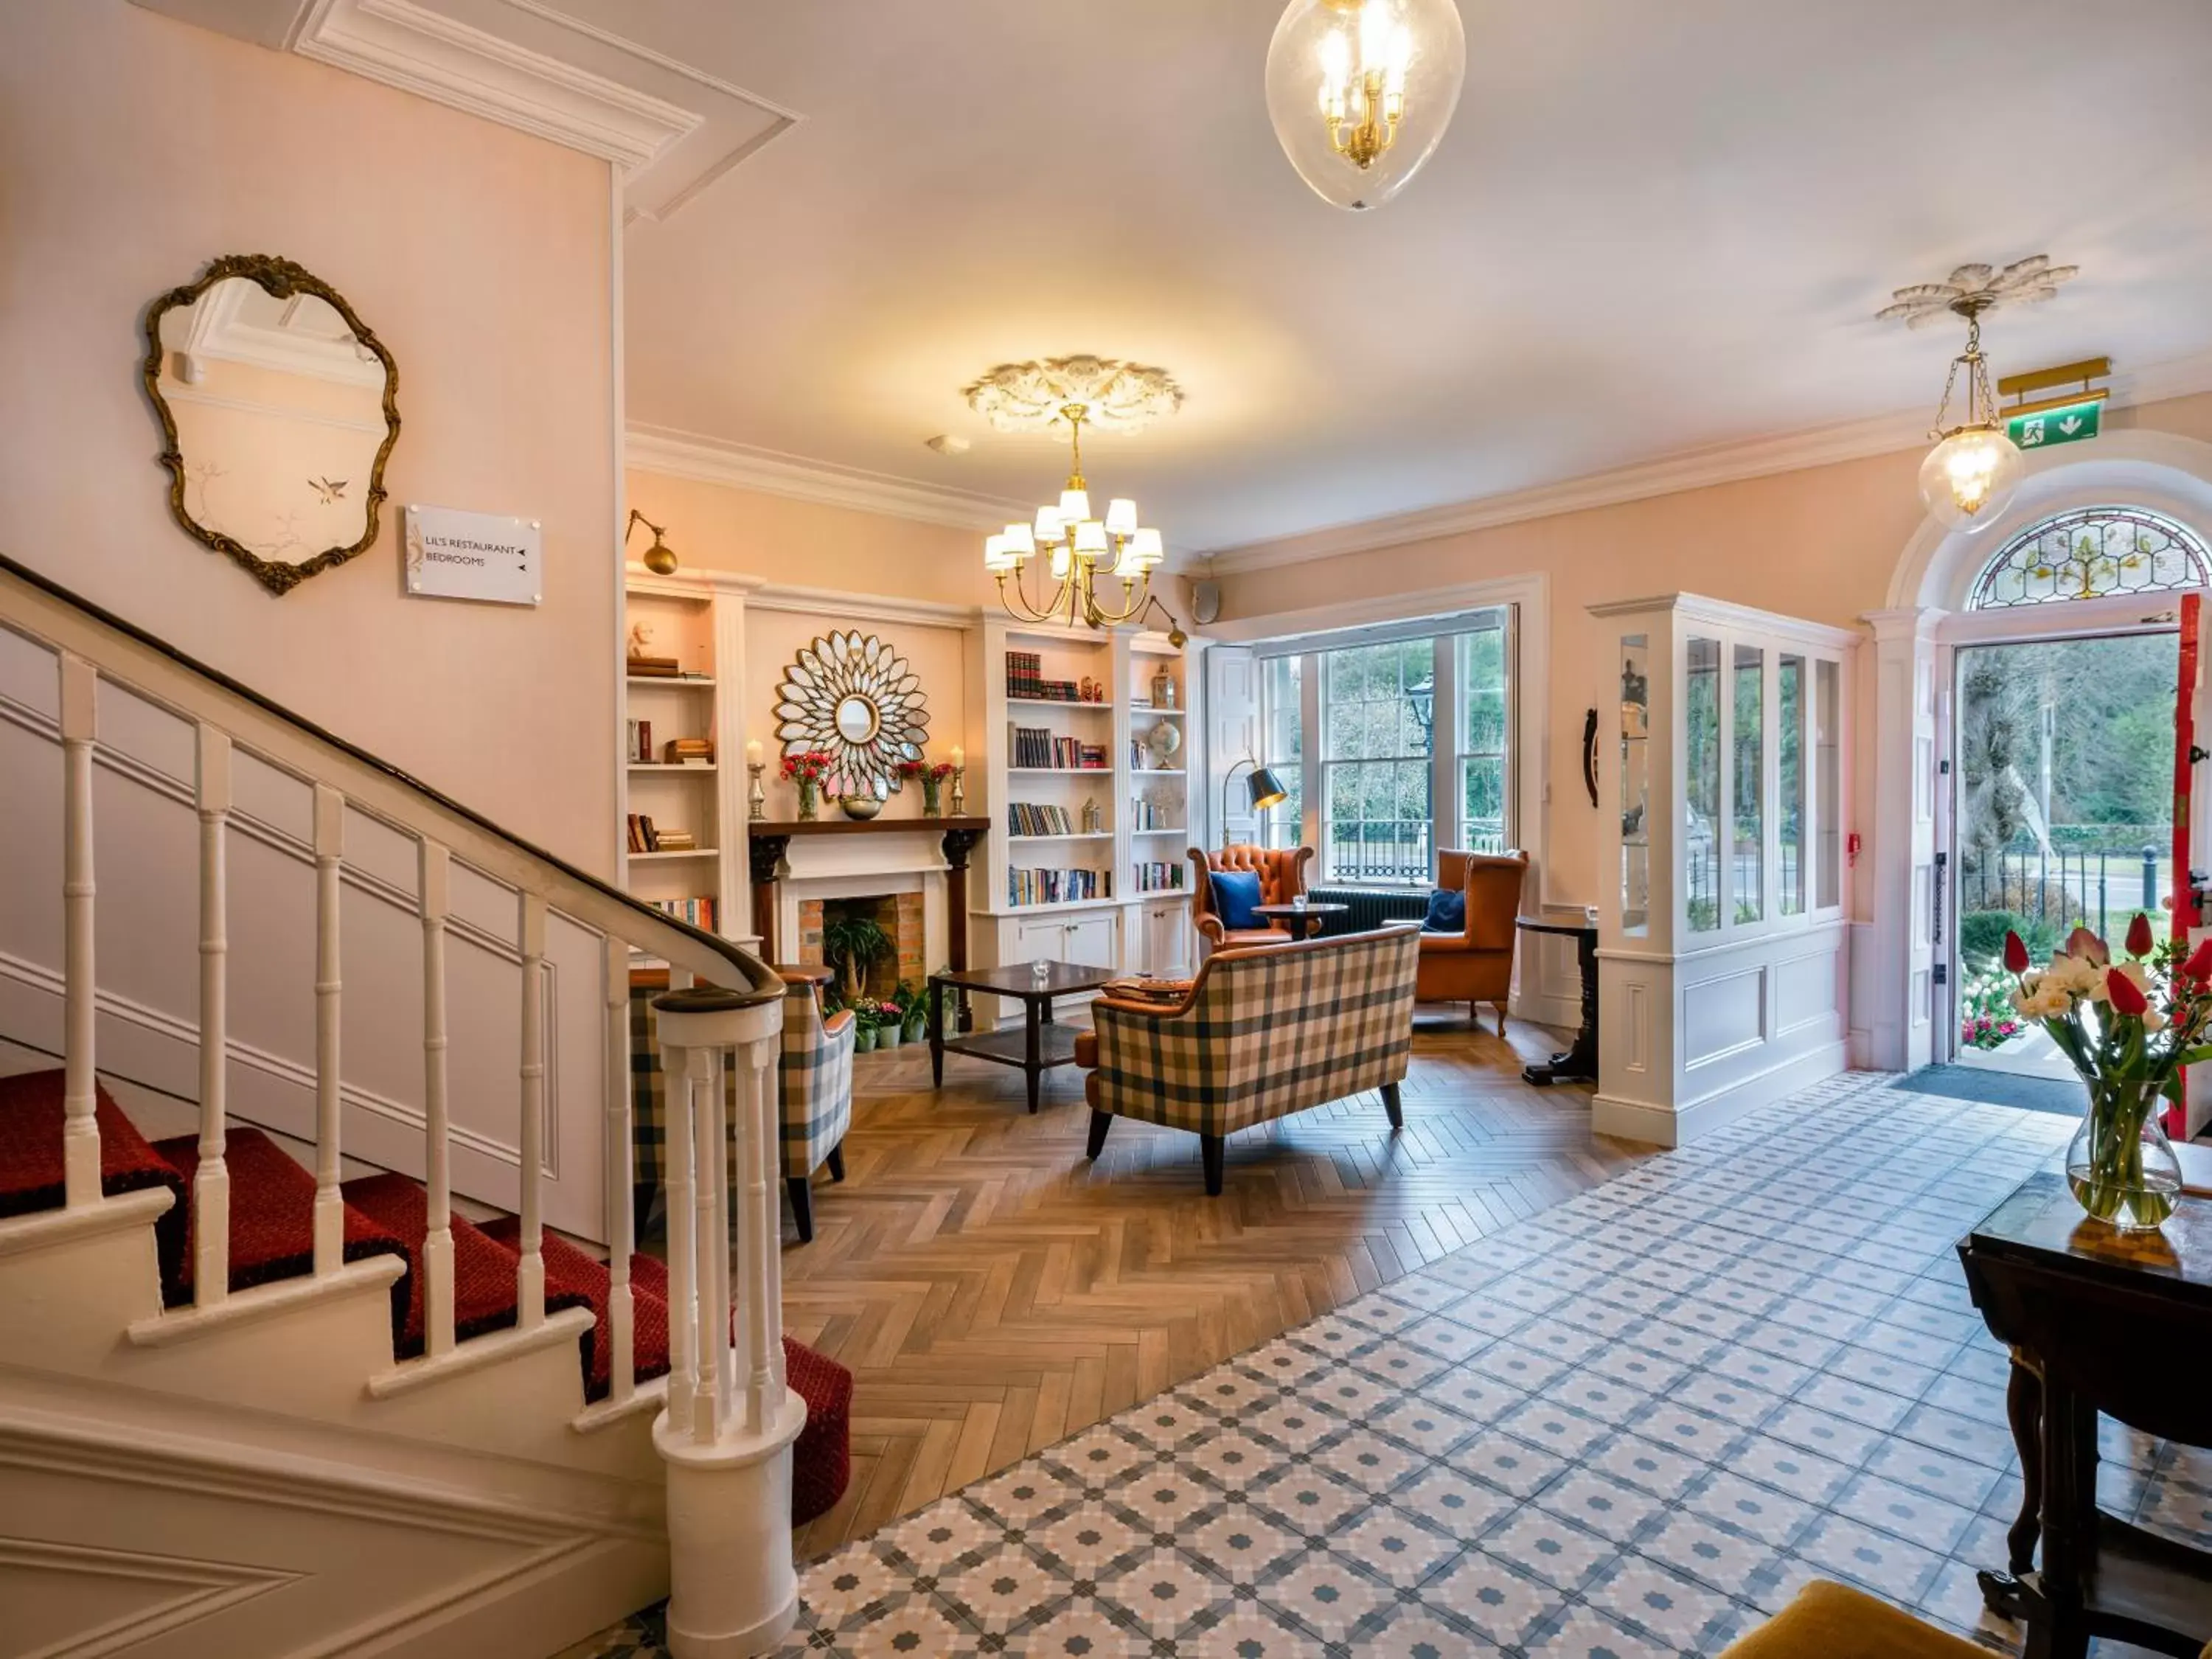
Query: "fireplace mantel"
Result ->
[[746, 816, 990, 971]]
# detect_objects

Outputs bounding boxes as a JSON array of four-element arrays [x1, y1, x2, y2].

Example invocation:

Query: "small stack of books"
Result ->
[[662, 737, 714, 766], [626, 815, 700, 853], [628, 653, 684, 678], [1006, 802, 1078, 836]]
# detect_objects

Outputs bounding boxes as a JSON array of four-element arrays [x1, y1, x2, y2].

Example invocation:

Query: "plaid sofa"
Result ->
[[1077, 926, 1419, 1194], [631, 975, 855, 1242]]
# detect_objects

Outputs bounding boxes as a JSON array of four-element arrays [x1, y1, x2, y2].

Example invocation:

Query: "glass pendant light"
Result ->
[[1914, 299, 2023, 533], [1265, 0, 1467, 211]]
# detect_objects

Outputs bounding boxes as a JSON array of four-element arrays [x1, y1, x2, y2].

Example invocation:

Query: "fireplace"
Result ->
[[799, 891, 927, 999]]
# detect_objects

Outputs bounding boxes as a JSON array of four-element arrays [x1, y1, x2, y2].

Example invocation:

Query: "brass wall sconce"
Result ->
[[1137, 594, 1189, 648], [625, 509, 679, 575]]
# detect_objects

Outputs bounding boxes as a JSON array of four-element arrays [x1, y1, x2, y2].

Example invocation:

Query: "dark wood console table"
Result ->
[[1958, 1172, 2212, 1658], [745, 815, 989, 972]]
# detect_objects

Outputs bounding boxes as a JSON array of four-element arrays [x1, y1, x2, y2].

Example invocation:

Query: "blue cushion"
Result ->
[[1422, 887, 1466, 933], [1211, 869, 1265, 931]]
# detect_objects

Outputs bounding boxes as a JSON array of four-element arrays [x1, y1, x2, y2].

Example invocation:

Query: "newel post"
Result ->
[[650, 981, 801, 1659]]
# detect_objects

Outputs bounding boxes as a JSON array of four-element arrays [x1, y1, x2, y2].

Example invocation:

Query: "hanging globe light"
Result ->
[[1264, 0, 1467, 212], [1918, 425, 2024, 532]]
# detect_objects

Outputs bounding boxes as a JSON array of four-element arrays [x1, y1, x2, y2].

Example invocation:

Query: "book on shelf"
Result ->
[[1004, 649, 1088, 702], [662, 737, 714, 765], [1008, 866, 1110, 907], [1130, 794, 1180, 831], [627, 655, 682, 678], [1132, 862, 1186, 894], [1006, 801, 1079, 836], [626, 718, 653, 763], [648, 896, 717, 931], [627, 814, 698, 853], [1011, 726, 1109, 769]]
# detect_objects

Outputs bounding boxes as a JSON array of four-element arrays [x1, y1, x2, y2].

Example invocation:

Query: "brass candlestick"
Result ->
[[747, 761, 767, 821], [949, 765, 967, 817]]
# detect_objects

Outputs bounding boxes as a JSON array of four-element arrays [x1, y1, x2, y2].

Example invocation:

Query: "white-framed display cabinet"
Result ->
[[1590, 594, 1856, 1145]]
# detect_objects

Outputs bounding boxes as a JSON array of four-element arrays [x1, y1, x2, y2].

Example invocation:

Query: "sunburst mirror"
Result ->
[[773, 630, 930, 799]]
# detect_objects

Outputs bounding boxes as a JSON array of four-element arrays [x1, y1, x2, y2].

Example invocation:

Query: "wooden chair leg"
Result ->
[[1200, 1134, 1225, 1196], [826, 1141, 846, 1183], [1382, 1080, 1404, 1129], [787, 1175, 814, 1244], [1086, 1110, 1114, 1159], [1493, 1001, 1509, 1035]]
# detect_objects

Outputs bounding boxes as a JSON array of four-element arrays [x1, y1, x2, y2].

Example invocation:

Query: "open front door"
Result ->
[[2173, 591, 2210, 1138]]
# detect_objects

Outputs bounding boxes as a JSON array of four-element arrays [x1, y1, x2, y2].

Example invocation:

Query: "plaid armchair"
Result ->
[[1188, 844, 1315, 955], [1074, 926, 1419, 1194], [630, 971, 855, 1244]]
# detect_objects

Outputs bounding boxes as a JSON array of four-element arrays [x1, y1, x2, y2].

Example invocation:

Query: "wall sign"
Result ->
[[2006, 398, 2102, 452], [403, 504, 542, 606]]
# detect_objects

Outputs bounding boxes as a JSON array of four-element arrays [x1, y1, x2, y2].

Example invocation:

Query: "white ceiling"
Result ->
[[143, 0, 2212, 558]]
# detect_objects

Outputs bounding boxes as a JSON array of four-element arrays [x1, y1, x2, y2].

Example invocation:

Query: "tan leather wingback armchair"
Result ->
[[1416, 849, 1528, 1032], [1188, 844, 1314, 955]]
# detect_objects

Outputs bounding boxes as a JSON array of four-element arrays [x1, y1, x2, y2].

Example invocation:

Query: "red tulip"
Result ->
[[2107, 967, 2149, 1017], [2185, 939, 2212, 982], [2003, 930, 2031, 973], [2065, 926, 2110, 966], [2126, 912, 2155, 958]]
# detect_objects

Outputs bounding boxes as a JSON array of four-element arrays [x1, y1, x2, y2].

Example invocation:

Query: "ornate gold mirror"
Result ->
[[143, 254, 400, 596], [774, 630, 930, 799]]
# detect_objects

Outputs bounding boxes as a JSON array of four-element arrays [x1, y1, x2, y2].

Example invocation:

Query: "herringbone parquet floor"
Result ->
[[779, 1010, 1650, 1558]]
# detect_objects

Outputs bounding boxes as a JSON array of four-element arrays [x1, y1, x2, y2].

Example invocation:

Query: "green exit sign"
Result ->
[[2008, 398, 2102, 451]]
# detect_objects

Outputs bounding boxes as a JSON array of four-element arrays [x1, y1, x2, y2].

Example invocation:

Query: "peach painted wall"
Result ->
[[1212, 392, 2212, 914], [625, 469, 996, 608], [0, 5, 618, 872]]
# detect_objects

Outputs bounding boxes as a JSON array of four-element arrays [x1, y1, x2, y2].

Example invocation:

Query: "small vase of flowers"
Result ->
[[781, 750, 832, 821], [898, 757, 957, 818], [2003, 914, 2211, 1231]]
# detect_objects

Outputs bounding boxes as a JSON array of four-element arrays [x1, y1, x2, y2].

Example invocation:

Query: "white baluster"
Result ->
[[689, 1046, 723, 1446], [58, 653, 99, 1208], [603, 935, 635, 1405], [737, 1033, 781, 1432], [312, 786, 345, 1276], [706, 1046, 735, 1439], [516, 891, 547, 1329], [420, 840, 455, 1357], [662, 1032, 697, 1437], [192, 726, 232, 1308]]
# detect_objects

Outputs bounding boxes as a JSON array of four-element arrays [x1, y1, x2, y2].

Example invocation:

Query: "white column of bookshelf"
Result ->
[[1124, 630, 1195, 973]]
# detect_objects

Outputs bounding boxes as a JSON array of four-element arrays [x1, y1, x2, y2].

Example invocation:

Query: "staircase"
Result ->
[[0, 553, 838, 1658]]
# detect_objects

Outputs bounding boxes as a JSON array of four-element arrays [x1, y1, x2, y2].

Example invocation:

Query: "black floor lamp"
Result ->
[[1221, 757, 1289, 849]]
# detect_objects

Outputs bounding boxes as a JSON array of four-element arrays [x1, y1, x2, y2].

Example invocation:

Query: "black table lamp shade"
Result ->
[[1245, 765, 1288, 811]]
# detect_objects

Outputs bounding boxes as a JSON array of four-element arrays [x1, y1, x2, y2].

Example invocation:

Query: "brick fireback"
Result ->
[[802, 891, 928, 996]]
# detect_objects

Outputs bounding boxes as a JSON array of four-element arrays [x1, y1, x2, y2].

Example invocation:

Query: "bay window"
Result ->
[[1256, 608, 1517, 884]]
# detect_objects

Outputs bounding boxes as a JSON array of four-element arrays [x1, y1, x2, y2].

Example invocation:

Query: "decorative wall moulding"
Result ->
[[626, 422, 1026, 533], [129, 0, 798, 223]]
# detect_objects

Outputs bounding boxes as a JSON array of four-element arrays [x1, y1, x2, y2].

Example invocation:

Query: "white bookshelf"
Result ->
[[619, 564, 754, 947]]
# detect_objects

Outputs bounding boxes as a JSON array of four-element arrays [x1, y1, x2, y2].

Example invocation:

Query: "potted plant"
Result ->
[[780, 749, 833, 821], [869, 1000, 900, 1048], [897, 757, 958, 817], [895, 982, 927, 1046], [822, 913, 891, 1005], [2002, 914, 2212, 1231], [850, 1003, 879, 1053]]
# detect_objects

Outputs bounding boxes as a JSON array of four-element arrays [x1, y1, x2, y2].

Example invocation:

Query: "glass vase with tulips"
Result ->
[[2003, 914, 2211, 1231]]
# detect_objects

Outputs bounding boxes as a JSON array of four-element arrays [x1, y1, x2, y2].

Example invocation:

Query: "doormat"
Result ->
[[1904, 1063, 2081, 1118]]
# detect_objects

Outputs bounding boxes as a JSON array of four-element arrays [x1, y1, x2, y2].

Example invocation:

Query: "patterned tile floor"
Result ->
[[573, 1075, 2212, 1658]]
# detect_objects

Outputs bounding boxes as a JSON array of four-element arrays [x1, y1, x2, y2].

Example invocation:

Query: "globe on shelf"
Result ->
[[1263, 0, 1467, 211]]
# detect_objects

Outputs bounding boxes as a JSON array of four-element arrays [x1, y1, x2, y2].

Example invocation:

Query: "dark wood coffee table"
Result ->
[[1252, 900, 1348, 939], [929, 959, 1116, 1113]]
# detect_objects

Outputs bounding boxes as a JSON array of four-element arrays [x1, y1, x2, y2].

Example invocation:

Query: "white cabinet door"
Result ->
[[1011, 917, 1060, 963], [1062, 912, 1119, 970], [1138, 902, 1190, 977]]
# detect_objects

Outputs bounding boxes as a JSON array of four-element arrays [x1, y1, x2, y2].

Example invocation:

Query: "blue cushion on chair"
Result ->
[[1422, 887, 1466, 933], [1211, 869, 1265, 931]]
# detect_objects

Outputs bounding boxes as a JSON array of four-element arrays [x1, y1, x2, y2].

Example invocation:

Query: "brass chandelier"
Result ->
[[967, 357, 1178, 630]]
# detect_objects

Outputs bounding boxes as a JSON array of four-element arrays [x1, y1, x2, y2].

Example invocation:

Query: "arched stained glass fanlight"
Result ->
[[1966, 506, 2212, 611]]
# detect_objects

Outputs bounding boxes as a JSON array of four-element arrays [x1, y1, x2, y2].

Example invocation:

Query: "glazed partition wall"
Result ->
[[1594, 594, 1856, 1146]]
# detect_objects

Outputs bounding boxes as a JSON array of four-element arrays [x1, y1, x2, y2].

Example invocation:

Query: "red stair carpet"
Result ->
[[1, 1066, 849, 1524]]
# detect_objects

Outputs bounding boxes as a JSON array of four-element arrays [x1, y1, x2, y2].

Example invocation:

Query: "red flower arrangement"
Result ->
[[897, 759, 957, 782], [779, 751, 833, 783]]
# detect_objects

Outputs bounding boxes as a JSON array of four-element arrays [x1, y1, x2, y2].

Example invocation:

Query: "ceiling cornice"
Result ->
[[1203, 349, 2212, 576], [625, 422, 1026, 534]]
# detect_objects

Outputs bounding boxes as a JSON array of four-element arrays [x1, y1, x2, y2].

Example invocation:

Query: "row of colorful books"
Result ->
[[1008, 867, 1110, 907], [1006, 801, 1081, 836], [647, 896, 717, 931], [1011, 726, 1108, 769], [1131, 863, 1186, 893], [625, 814, 697, 853]]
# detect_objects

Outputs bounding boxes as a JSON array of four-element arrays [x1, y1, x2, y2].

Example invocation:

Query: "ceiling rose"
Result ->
[[1875, 256, 2079, 330], [962, 356, 1183, 434]]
